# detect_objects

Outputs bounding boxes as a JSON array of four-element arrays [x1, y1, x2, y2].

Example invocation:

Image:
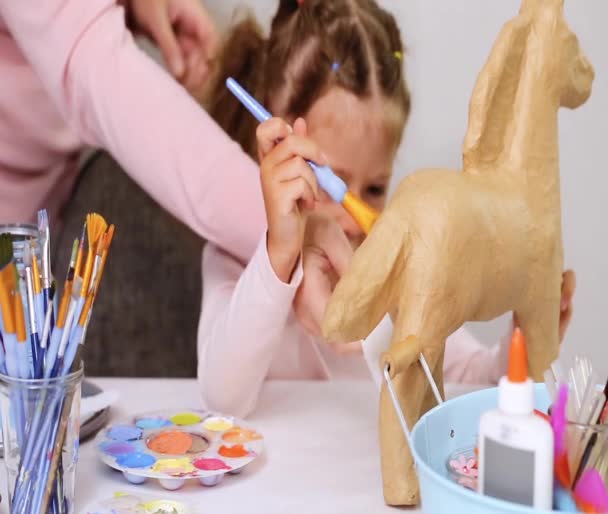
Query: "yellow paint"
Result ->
[[170, 412, 202, 426], [152, 458, 195, 474], [203, 417, 233, 432]]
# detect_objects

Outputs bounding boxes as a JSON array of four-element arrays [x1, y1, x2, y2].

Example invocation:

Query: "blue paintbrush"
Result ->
[[225, 77, 379, 234]]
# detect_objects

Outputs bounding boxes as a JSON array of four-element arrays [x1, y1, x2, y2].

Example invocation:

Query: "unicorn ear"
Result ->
[[520, 0, 563, 12]]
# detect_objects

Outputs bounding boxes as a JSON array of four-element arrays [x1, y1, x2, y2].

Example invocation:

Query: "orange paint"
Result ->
[[218, 444, 249, 458], [222, 428, 262, 444], [148, 431, 193, 455]]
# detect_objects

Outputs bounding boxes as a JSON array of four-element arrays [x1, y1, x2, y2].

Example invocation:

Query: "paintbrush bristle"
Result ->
[[0, 234, 14, 268], [95, 233, 107, 257], [86, 213, 108, 248], [106, 224, 115, 246], [37, 209, 49, 234], [67, 239, 78, 281]]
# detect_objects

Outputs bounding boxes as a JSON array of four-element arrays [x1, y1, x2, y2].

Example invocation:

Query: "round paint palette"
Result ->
[[96, 409, 264, 490]]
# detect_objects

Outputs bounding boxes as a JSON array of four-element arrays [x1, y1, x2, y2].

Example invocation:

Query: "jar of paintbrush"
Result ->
[[0, 368, 83, 513], [0, 210, 114, 513]]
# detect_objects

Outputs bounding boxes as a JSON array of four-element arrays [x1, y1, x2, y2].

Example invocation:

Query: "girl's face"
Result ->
[[302, 87, 399, 249]]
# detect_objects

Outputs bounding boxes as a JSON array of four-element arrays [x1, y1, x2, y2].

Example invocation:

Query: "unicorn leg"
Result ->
[[379, 295, 454, 505]]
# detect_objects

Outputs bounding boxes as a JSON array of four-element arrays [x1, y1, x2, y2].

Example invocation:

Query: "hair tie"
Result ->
[[394, 51, 403, 61], [332, 62, 340, 72]]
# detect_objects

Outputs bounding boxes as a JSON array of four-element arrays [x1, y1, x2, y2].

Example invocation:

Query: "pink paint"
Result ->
[[193, 458, 231, 471]]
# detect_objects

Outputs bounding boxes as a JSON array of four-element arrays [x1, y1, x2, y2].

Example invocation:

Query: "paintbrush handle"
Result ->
[[35, 293, 45, 338], [43, 287, 55, 334], [38, 389, 75, 514], [226, 77, 348, 204], [226, 77, 271, 122]]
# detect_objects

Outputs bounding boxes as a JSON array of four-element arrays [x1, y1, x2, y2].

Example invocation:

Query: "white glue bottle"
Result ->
[[477, 327, 554, 509]]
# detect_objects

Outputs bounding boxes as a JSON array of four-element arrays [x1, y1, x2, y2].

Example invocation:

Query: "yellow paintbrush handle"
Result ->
[[342, 192, 379, 235]]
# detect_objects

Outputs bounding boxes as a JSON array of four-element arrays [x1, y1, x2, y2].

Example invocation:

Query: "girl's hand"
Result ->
[[558, 269, 576, 342], [294, 214, 353, 338], [127, 0, 219, 92], [257, 118, 324, 283]]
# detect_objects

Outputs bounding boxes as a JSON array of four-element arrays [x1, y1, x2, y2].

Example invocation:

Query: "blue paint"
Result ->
[[135, 417, 172, 430], [116, 452, 156, 468], [107, 425, 142, 442], [100, 441, 135, 456]]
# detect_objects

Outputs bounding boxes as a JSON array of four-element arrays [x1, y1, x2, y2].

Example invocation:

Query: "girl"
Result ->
[[197, 0, 574, 417]]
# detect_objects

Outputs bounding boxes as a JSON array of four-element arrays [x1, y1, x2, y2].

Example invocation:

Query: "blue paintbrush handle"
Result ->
[[29, 333, 39, 374], [226, 77, 271, 122], [35, 293, 45, 337], [226, 77, 348, 204]]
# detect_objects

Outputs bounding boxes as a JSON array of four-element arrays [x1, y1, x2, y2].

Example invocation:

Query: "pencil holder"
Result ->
[[0, 368, 82, 514]]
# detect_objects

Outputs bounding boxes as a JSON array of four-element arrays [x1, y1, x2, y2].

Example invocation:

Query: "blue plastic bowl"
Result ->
[[411, 384, 558, 514]]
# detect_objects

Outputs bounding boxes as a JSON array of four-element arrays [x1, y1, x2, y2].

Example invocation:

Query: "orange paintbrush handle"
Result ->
[[78, 293, 94, 326], [13, 293, 26, 342], [342, 191, 379, 235], [56, 282, 72, 328], [0, 276, 15, 334]]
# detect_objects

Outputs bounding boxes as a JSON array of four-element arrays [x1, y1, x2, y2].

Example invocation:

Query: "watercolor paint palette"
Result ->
[[96, 409, 264, 490]]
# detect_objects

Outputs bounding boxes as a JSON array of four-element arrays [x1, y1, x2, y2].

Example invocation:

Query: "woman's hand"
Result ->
[[256, 118, 324, 282], [127, 0, 219, 92], [293, 213, 353, 338]]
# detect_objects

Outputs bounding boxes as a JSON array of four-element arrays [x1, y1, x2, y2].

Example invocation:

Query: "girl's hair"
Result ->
[[203, 0, 411, 160]]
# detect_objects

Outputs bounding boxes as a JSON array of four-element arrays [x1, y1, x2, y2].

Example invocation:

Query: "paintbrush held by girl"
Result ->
[[196, 0, 576, 418]]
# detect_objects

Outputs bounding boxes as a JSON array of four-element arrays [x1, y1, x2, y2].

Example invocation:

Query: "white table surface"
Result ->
[[0, 379, 486, 514]]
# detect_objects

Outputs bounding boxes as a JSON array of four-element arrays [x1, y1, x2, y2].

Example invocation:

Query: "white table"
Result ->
[[1, 379, 485, 513]]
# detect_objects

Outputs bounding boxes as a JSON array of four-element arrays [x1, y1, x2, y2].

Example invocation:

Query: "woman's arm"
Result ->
[[444, 326, 511, 385], [0, 0, 265, 262], [198, 236, 302, 418]]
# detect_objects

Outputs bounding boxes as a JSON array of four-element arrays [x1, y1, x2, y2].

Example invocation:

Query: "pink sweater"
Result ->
[[198, 237, 512, 418], [0, 0, 264, 262]]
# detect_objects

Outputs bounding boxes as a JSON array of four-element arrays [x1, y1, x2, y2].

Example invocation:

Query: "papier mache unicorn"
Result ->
[[323, 0, 595, 506]]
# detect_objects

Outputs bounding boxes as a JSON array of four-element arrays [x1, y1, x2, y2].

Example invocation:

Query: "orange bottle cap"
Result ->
[[507, 327, 528, 383]]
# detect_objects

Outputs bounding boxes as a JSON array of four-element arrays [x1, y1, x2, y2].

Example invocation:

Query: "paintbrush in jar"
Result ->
[[37, 347, 83, 514]]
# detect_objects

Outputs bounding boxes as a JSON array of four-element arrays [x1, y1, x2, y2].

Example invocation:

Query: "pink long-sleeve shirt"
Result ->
[[198, 237, 512, 418], [0, 0, 264, 262]]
